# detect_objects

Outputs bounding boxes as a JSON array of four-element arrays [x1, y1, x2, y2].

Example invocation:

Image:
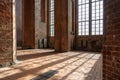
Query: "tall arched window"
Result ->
[[78, 0, 103, 36]]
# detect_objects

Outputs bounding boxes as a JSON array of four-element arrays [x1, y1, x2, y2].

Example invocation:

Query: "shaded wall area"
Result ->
[[16, 0, 22, 48], [76, 36, 103, 52]]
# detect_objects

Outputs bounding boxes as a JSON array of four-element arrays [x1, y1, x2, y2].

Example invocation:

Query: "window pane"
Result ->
[[78, 0, 89, 36], [91, 0, 103, 35], [49, 0, 54, 36]]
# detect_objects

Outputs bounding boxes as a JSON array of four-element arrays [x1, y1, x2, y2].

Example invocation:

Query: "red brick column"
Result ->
[[54, 0, 71, 52], [103, 0, 120, 79], [22, 0, 35, 49], [0, 0, 13, 67]]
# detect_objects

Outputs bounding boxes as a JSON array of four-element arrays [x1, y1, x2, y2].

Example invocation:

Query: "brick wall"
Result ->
[[103, 0, 120, 79], [0, 0, 13, 67]]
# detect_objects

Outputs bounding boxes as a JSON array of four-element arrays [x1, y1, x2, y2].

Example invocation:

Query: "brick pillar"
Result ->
[[103, 0, 120, 79], [0, 0, 14, 67], [54, 0, 71, 52], [22, 0, 35, 49]]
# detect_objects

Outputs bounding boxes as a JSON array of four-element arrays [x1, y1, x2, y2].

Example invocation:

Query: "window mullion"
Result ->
[[95, 0, 96, 35], [89, 0, 92, 36]]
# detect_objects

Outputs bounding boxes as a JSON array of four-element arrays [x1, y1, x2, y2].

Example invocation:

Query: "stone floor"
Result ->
[[0, 49, 102, 80]]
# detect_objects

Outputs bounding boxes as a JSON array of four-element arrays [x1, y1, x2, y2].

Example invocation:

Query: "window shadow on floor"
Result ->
[[49, 54, 102, 80], [0, 52, 83, 80], [31, 70, 58, 80], [0, 51, 101, 80]]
